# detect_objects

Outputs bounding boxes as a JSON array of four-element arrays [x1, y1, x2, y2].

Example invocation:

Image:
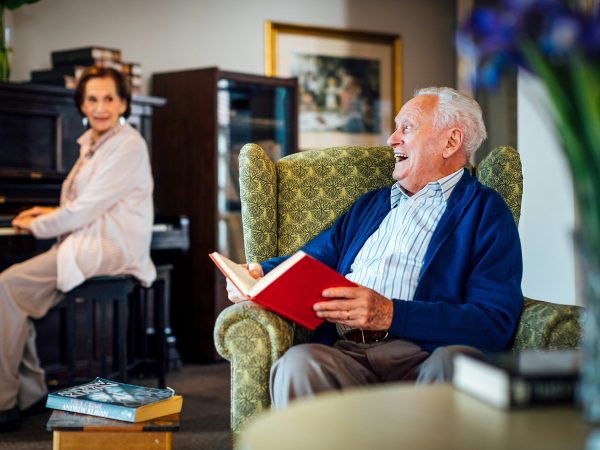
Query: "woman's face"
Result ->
[[80, 76, 127, 136]]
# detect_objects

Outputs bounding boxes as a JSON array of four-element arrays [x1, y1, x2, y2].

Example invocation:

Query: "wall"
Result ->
[[9, 0, 457, 100], [518, 72, 577, 305], [9, 0, 578, 306], [7, 0, 583, 309]]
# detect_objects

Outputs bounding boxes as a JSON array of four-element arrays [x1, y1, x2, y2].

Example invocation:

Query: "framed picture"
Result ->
[[265, 21, 401, 150]]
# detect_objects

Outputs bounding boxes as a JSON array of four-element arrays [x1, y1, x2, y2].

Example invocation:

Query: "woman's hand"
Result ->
[[226, 262, 264, 303], [12, 206, 57, 232]]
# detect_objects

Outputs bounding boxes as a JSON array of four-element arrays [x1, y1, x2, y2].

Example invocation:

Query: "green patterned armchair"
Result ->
[[214, 143, 582, 436]]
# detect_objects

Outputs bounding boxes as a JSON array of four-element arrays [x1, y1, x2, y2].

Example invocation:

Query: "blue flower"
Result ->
[[457, 0, 599, 88], [459, 0, 600, 270]]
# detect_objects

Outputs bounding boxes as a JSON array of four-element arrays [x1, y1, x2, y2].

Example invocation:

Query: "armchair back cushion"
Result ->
[[475, 145, 523, 226], [240, 144, 395, 263]]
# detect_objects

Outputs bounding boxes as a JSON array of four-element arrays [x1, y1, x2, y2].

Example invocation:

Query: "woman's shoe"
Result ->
[[0, 406, 21, 433]]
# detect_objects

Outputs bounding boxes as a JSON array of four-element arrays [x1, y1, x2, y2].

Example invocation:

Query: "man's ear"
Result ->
[[442, 128, 464, 159]]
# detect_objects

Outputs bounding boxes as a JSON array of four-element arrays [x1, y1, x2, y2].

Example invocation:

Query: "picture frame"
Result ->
[[265, 21, 401, 150]]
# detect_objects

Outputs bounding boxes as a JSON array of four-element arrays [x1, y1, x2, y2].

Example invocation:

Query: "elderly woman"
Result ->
[[0, 67, 156, 432]]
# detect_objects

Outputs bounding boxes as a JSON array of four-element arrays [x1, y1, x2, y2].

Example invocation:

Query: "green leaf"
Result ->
[[4, 0, 40, 10]]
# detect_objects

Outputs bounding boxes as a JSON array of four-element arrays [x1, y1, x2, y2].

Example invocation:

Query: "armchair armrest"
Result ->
[[512, 297, 583, 351], [214, 301, 294, 434]]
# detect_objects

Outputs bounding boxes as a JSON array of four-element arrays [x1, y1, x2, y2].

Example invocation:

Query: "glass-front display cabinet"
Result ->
[[152, 67, 297, 361], [216, 75, 297, 262]]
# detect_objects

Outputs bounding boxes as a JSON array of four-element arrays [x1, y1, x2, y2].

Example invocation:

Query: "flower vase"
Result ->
[[577, 235, 600, 422]]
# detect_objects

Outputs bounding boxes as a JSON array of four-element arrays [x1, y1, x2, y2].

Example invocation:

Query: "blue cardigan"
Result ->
[[261, 169, 524, 353]]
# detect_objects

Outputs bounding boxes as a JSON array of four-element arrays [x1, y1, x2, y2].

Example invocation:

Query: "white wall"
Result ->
[[518, 71, 577, 305], [8, 0, 457, 99]]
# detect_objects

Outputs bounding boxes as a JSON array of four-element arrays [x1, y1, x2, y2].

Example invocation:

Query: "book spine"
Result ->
[[30, 72, 71, 83], [510, 376, 576, 407], [46, 395, 136, 422], [51, 47, 121, 66]]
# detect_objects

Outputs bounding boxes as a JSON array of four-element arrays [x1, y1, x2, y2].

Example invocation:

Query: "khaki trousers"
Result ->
[[270, 338, 483, 409], [0, 247, 62, 411]]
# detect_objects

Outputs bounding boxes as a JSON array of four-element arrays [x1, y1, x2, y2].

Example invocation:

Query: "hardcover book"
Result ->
[[121, 62, 143, 77], [47, 410, 180, 432], [30, 66, 87, 88], [46, 377, 183, 422], [453, 349, 580, 409], [209, 250, 357, 330], [51, 46, 122, 67]]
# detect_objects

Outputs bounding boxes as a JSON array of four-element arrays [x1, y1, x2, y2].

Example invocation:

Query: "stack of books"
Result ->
[[45, 377, 183, 422], [452, 349, 580, 409], [30, 46, 143, 94]]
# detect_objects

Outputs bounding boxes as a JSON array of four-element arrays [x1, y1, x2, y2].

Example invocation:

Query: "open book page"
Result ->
[[248, 251, 307, 297], [210, 251, 308, 297], [209, 252, 259, 295]]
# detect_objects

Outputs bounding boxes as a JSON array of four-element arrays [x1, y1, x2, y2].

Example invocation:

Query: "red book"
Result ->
[[209, 250, 357, 330]]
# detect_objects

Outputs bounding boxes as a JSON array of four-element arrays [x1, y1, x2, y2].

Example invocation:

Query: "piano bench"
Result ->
[[131, 264, 177, 389], [61, 275, 138, 386]]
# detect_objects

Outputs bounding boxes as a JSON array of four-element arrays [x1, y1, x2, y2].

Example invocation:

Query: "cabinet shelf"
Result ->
[[224, 116, 287, 128]]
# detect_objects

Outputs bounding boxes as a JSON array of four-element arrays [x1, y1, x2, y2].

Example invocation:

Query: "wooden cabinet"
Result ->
[[151, 67, 297, 361]]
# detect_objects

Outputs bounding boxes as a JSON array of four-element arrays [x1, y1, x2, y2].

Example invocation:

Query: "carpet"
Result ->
[[0, 362, 232, 450]]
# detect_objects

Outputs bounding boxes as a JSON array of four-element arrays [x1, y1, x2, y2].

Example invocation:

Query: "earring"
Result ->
[[119, 116, 126, 125], [82, 117, 89, 127]]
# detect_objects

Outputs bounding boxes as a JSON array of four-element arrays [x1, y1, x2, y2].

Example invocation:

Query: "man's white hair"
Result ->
[[414, 87, 487, 159]]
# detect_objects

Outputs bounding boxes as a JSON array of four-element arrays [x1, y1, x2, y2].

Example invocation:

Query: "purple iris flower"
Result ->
[[456, 0, 599, 89]]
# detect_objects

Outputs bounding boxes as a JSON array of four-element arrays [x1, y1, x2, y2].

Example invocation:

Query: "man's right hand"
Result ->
[[226, 262, 264, 303]]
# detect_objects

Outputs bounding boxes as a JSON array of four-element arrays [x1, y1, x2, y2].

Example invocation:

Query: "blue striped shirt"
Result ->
[[337, 168, 464, 336]]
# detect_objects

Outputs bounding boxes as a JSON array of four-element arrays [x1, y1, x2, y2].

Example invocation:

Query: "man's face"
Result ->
[[387, 95, 451, 196]]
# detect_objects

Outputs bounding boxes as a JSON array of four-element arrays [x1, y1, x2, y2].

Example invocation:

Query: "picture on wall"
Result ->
[[265, 21, 401, 150]]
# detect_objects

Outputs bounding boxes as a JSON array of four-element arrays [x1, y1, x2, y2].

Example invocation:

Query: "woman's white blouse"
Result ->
[[30, 124, 156, 292]]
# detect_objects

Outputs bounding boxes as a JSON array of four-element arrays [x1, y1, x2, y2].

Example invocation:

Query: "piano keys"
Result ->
[[0, 216, 190, 270]]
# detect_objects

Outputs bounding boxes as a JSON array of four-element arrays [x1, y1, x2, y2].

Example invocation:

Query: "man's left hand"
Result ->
[[314, 286, 393, 330]]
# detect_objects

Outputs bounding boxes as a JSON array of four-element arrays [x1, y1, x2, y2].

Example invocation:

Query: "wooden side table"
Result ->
[[239, 384, 593, 450], [47, 410, 179, 450]]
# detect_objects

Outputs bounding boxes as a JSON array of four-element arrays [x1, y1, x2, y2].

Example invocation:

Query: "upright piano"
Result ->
[[0, 82, 187, 385]]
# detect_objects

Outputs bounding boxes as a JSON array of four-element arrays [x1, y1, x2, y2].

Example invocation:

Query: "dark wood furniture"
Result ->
[[61, 275, 137, 385], [151, 67, 298, 361], [36, 265, 174, 389]]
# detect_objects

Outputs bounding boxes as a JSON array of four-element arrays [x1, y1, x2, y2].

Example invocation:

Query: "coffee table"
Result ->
[[238, 384, 592, 450]]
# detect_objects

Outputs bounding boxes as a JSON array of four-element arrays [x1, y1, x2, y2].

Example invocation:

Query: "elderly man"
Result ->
[[228, 87, 523, 408]]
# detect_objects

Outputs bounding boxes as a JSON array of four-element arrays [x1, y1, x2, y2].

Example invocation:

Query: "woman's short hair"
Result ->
[[414, 87, 487, 159], [74, 66, 132, 118]]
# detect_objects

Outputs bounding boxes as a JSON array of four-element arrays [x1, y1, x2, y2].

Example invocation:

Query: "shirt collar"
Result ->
[[77, 123, 125, 158], [390, 167, 464, 208]]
